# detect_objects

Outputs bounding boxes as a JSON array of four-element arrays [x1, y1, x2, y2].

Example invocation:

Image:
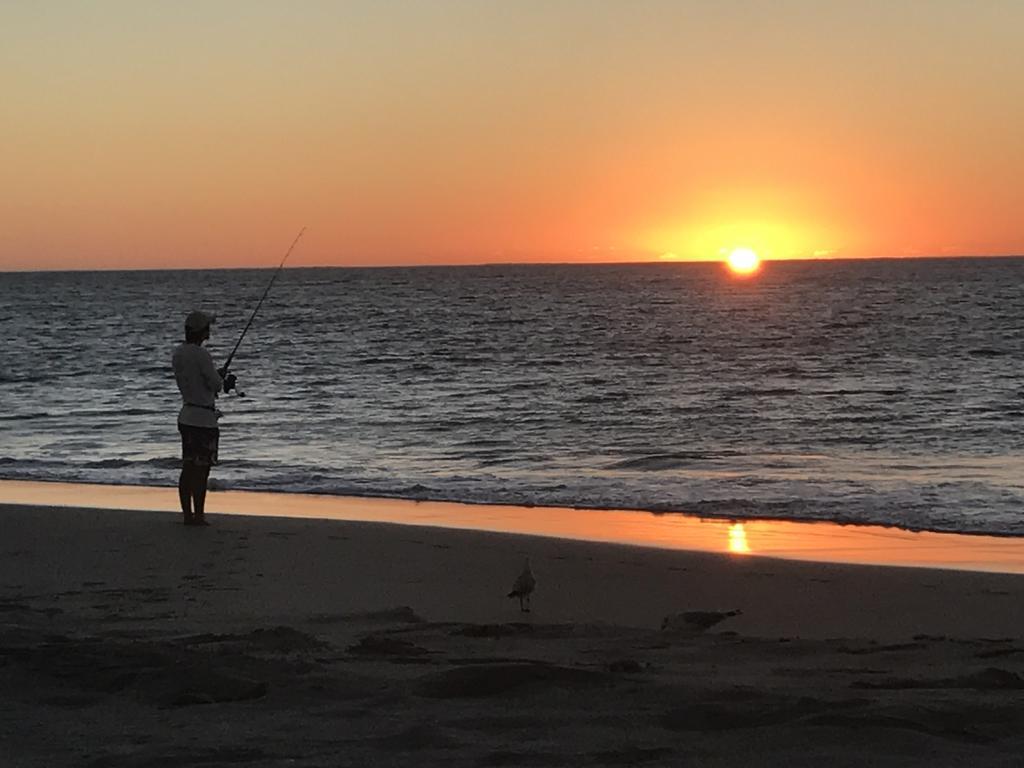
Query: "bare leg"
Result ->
[[178, 467, 193, 522], [179, 463, 211, 525], [193, 465, 211, 523]]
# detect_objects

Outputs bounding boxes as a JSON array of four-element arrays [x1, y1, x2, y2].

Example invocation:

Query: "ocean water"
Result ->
[[3, 259, 1024, 536]]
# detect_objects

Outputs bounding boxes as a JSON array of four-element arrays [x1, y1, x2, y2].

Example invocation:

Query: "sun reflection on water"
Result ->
[[728, 522, 750, 554]]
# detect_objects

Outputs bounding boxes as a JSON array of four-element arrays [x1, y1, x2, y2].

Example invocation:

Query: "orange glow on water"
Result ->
[[728, 522, 751, 553]]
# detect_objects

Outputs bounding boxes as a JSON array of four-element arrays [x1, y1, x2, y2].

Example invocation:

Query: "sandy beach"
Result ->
[[3, 498, 1024, 766]]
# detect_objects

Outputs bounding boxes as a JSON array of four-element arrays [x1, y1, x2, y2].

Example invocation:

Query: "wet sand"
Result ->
[[5, 479, 1024, 573], [2, 501, 1024, 766]]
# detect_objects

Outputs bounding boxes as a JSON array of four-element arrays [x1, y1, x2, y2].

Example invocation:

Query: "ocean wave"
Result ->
[[450, 437, 512, 449], [607, 452, 723, 471], [0, 411, 54, 421], [824, 319, 873, 330], [817, 388, 908, 397], [0, 456, 56, 466], [478, 381, 544, 394], [968, 348, 1008, 358], [82, 459, 134, 468], [576, 392, 631, 404], [828, 413, 898, 424], [81, 457, 183, 469], [0, 373, 49, 384], [476, 456, 522, 468], [757, 364, 808, 376]]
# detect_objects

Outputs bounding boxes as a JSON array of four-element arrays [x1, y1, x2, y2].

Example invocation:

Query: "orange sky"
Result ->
[[1, 2, 1021, 270]]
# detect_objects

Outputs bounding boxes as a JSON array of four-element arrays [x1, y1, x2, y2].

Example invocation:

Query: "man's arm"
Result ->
[[200, 349, 224, 396]]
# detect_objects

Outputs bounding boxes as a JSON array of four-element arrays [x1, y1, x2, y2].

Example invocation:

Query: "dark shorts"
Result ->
[[179, 424, 220, 467]]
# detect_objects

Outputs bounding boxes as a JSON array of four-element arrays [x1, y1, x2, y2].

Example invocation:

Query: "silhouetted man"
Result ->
[[172, 310, 235, 526]]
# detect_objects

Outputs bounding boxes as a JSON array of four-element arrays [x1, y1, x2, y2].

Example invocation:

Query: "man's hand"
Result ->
[[217, 366, 228, 379], [223, 373, 237, 393]]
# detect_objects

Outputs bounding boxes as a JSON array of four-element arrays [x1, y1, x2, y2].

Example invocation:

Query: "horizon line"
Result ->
[[2, 252, 1023, 275]]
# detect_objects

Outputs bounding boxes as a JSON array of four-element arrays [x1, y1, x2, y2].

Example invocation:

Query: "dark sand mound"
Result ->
[[417, 661, 609, 698]]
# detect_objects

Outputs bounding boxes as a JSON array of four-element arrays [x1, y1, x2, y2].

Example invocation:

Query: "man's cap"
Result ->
[[185, 310, 216, 333]]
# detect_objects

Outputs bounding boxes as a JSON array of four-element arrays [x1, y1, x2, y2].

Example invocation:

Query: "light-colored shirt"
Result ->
[[172, 342, 223, 429]]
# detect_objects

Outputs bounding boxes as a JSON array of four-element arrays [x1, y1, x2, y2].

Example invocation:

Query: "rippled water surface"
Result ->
[[3, 259, 1024, 535]]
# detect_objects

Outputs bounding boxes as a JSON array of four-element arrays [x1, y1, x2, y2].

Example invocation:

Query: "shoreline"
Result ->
[[5, 478, 1024, 575], [11, 473, 1024, 541]]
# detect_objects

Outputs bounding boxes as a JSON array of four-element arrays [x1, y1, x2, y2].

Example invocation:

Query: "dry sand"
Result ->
[[2, 502, 1024, 767]]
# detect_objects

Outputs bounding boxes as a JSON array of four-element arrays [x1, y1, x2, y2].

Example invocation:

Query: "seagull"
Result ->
[[661, 609, 741, 633], [507, 558, 536, 612]]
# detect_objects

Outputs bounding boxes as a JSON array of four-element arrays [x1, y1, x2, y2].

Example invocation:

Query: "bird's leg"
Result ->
[[524, 595, 531, 613], [519, 595, 525, 612]]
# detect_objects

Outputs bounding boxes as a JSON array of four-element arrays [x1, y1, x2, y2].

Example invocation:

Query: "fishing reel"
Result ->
[[217, 368, 245, 397]]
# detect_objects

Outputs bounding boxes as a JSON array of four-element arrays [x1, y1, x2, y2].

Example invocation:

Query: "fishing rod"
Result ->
[[221, 227, 306, 386]]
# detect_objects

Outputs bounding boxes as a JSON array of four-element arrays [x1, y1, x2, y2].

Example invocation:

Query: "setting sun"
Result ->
[[726, 248, 761, 275]]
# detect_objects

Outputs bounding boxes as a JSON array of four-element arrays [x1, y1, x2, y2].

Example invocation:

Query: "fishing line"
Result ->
[[224, 227, 305, 373], [222, 227, 306, 396]]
